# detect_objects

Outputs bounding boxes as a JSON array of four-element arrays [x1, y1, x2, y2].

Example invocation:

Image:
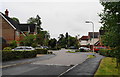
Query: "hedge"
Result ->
[[35, 49, 48, 54], [49, 47, 61, 50], [99, 49, 112, 57], [2, 50, 37, 61]]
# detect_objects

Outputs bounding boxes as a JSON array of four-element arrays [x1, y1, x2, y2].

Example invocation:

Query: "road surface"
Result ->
[[2, 49, 91, 76]]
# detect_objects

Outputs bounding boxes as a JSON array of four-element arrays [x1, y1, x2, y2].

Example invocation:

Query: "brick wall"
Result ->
[[1, 15, 16, 43]]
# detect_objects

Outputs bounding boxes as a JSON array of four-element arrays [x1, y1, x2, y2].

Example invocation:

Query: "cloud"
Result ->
[[1, 1, 103, 38]]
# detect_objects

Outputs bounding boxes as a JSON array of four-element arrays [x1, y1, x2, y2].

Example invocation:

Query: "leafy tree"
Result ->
[[36, 31, 50, 46], [48, 38, 57, 48], [58, 34, 66, 48], [9, 40, 17, 48], [23, 34, 36, 46], [11, 17, 20, 23], [57, 33, 80, 48], [27, 15, 43, 33], [99, 1, 120, 67]]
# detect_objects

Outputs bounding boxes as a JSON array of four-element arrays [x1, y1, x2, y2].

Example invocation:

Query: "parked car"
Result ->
[[13, 46, 35, 51], [69, 46, 76, 49], [94, 46, 107, 53], [42, 46, 49, 49], [79, 47, 90, 52]]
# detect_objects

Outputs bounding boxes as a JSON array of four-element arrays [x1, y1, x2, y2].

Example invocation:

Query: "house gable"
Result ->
[[0, 13, 16, 30]]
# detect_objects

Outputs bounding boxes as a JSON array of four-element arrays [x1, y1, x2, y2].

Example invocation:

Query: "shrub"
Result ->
[[99, 49, 112, 57], [80, 49, 87, 52], [35, 49, 48, 54], [49, 47, 61, 50], [9, 40, 17, 49], [3, 47, 12, 50], [75, 50, 80, 52], [2, 50, 37, 61], [31, 43, 37, 48], [48, 51, 53, 54]]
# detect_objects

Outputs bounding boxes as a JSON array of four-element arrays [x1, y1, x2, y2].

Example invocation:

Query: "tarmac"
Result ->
[[59, 54, 105, 77], [1, 51, 105, 77]]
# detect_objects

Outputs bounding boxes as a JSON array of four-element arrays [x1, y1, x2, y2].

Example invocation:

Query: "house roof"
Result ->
[[0, 12, 20, 30], [0, 12, 36, 33], [88, 32, 99, 38], [19, 24, 36, 33], [80, 36, 89, 40]]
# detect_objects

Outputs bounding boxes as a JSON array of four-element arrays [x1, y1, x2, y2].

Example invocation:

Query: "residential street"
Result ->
[[2, 49, 92, 76]]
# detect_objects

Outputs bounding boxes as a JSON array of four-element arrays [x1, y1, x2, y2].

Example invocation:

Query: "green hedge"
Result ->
[[99, 49, 112, 57], [2, 50, 37, 61], [49, 47, 61, 50], [35, 49, 48, 54]]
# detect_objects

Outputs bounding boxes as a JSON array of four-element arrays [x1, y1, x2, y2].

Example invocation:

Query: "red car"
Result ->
[[94, 46, 107, 52]]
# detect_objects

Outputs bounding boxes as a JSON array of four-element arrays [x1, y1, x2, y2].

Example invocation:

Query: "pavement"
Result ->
[[59, 54, 105, 77]]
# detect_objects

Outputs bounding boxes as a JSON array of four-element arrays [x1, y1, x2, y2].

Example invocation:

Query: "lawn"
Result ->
[[87, 55, 96, 58], [94, 57, 120, 76], [66, 51, 76, 53]]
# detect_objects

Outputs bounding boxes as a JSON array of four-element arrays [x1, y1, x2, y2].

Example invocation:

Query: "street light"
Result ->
[[85, 21, 94, 54]]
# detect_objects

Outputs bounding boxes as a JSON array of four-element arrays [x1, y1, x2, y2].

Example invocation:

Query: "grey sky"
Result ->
[[1, 0, 103, 39]]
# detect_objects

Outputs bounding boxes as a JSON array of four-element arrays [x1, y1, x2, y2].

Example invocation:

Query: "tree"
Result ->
[[57, 33, 80, 48], [11, 17, 20, 23], [58, 34, 66, 48], [36, 31, 50, 46], [65, 32, 69, 47], [9, 40, 17, 48], [27, 15, 43, 33], [99, 1, 120, 67], [23, 34, 36, 46], [48, 38, 57, 48]]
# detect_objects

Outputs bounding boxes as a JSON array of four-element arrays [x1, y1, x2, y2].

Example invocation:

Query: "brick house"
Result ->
[[79, 36, 89, 47], [0, 9, 36, 47], [79, 32, 100, 49]]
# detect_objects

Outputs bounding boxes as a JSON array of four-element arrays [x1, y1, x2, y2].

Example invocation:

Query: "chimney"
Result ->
[[5, 9, 9, 16]]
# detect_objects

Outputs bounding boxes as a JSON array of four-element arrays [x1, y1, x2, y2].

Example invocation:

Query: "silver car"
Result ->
[[79, 47, 90, 51], [13, 46, 35, 51]]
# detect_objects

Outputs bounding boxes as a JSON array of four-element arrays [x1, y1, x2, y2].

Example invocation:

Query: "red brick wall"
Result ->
[[1, 15, 16, 43]]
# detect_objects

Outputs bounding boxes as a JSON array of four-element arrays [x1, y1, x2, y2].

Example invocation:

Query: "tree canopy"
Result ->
[[99, 1, 120, 48], [99, 1, 120, 65], [11, 17, 20, 23], [27, 15, 43, 33]]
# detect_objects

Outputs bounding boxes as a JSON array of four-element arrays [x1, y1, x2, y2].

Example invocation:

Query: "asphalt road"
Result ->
[[2, 49, 91, 76]]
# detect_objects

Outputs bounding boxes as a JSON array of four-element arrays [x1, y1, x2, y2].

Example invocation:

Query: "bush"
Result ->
[[2, 50, 37, 61], [75, 50, 80, 52], [3, 47, 12, 50], [35, 49, 48, 54], [99, 49, 112, 57], [48, 51, 53, 54], [31, 43, 37, 48], [9, 40, 17, 49], [49, 47, 61, 50], [80, 49, 87, 52]]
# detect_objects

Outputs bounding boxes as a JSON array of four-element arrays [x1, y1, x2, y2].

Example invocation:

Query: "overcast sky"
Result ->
[[1, 0, 103, 39]]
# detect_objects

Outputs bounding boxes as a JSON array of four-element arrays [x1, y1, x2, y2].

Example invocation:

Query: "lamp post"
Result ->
[[85, 21, 94, 54]]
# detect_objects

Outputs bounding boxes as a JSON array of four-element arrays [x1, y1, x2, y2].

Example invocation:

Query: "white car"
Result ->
[[79, 47, 90, 51], [13, 46, 35, 51]]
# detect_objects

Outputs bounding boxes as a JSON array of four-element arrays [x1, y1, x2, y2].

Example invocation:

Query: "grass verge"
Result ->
[[87, 55, 96, 58], [94, 57, 120, 76], [66, 51, 76, 53]]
